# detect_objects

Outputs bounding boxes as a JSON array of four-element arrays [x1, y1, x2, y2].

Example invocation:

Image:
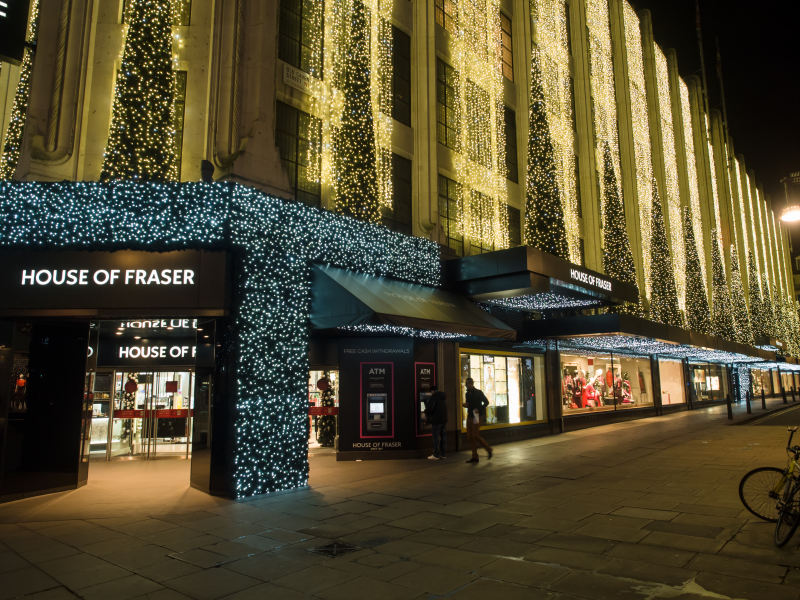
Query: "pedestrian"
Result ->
[[463, 377, 492, 463], [424, 386, 447, 460]]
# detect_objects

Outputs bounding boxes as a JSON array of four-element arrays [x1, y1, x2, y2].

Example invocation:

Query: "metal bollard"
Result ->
[[783, 386, 788, 405], [792, 386, 796, 403], [726, 394, 733, 420], [762, 386, 767, 410], [746, 390, 752, 414]]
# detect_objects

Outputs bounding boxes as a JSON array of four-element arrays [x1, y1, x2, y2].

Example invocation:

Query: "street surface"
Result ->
[[2, 398, 800, 600]]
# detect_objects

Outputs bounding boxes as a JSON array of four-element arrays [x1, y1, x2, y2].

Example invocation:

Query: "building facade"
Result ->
[[0, 0, 798, 501]]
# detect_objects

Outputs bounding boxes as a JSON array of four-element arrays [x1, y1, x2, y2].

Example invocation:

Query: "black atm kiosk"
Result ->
[[367, 393, 388, 431]]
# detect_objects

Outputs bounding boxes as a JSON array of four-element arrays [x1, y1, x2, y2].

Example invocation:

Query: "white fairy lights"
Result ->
[[679, 80, 707, 291], [486, 294, 603, 312], [454, 0, 508, 249], [654, 47, 684, 309], [623, 4, 654, 299], [530, 0, 579, 263], [586, 0, 622, 228]]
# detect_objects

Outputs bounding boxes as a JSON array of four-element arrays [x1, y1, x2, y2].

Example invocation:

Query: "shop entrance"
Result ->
[[89, 370, 194, 460]]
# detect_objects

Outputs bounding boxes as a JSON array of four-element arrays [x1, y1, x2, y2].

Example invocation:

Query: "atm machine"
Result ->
[[366, 393, 388, 431]]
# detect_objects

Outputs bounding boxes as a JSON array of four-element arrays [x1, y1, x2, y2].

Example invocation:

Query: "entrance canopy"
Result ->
[[445, 246, 639, 311], [310, 264, 516, 340]]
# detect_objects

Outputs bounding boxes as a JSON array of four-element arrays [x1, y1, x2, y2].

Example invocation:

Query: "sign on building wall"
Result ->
[[283, 64, 312, 95], [0, 0, 32, 65]]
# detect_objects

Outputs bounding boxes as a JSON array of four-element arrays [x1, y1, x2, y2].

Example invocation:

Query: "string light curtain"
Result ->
[[586, 0, 623, 234], [654, 47, 684, 309], [747, 251, 768, 339], [526, 0, 579, 262], [0, 0, 40, 180], [622, 4, 654, 298], [731, 159, 750, 274], [454, 0, 508, 249], [307, 0, 393, 221], [101, 0, 177, 181], [648, 176, 682, 327], [679, 80, 707, 292], [710, 229, 734, 340], [741, 165, 761, 284], [705, 116, 724, 253]]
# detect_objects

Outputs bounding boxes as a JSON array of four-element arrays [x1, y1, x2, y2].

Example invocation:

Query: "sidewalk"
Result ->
[[2, 398, 800, 600]]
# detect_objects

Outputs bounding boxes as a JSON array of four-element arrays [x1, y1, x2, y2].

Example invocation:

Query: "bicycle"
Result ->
[[738, 426, 800, 546]]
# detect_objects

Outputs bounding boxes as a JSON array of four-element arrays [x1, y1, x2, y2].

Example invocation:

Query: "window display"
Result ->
[[460, 351, 545, 428], [658, 358, 685, 405], [560, 351, 653, 414], [690, 363, 729, 402], [308, 370, 338, 449]]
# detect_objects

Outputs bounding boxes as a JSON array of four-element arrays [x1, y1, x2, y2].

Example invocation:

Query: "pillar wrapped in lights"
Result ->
[[683, 207, 712, 335], [710, 231, 735, 341], [648, 177, 682, 327], [601, 143, 641, 316], [101, 0, 177, 181], [728, 245, 754, 345], [747, 251, 768, 340], [0, 180, 440, 497], [525, 50, 570, 260], [0, 0, 39, 180]]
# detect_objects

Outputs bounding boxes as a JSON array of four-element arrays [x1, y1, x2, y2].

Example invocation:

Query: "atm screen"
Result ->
[[369, 402, 384, 414]]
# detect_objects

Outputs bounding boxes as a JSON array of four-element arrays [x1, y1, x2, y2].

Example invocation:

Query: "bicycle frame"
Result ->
[[772, 427, 800, 501]]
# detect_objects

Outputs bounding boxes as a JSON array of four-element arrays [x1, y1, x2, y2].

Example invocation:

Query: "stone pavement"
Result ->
[[3, 399, 800, 600]]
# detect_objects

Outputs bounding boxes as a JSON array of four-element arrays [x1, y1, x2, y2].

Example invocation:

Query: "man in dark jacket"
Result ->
[[424, 386, 447, 459], [463, 377, 492, 463]]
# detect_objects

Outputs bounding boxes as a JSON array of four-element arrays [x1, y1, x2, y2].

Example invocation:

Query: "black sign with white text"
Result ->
[[0, 250, 230, 314]]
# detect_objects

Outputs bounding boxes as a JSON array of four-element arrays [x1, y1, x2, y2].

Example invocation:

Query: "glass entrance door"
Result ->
[[108, 370, 194, 460]]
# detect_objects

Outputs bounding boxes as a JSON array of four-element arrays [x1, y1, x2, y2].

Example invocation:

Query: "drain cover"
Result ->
[[306, 541, 362, 558]]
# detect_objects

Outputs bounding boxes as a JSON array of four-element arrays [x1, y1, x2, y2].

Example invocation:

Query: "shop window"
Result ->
[[436, 59, 458, 150], [382, 154, 413, 236], [434, 0, 457, 34], [507, 205, 521, 247], [278, 0, 321, 72], [276, 101, 322, 208], [123, 0, 191, 25], [560, 351, 653, 414], [658, 358, 685, 405], [500, 13, 513, 81], [795, 256, 800, 272], [504, 106, 518, 183], [391, 26, 412, 127], [465, 80, 491, 169], [752, 369, 773, 397], [438, 175, 463, 255], [689, 363, 730, 402], [459, 351, 546, 428], [173, 71, 188, 181]]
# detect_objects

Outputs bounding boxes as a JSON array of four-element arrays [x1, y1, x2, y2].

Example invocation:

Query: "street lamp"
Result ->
[[780, 204, 800, 222]]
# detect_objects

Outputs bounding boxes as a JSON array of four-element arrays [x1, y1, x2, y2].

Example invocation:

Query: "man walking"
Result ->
[[463, 377, 492, 463], [424, 386, 447, 459]]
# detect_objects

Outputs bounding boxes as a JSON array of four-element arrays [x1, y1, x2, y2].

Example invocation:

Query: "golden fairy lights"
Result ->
[[654, 47, 684, 309], [732, 159, 750, 277], [586, 0, 622, 223], [743, 170, 762, 285], [530, 0, 579, 263], [623, 4, 654, 297], [454, 0, 508, 248], [705, 115, 724, 254], [679, 80, 707, 290], [307, 0, 393, 217]]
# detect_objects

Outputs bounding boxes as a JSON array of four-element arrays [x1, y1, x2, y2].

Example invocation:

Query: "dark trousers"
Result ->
[[431, 423, 447, 457]]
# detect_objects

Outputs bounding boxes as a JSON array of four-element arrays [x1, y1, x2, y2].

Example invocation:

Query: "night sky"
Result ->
[[629, 0, 800, 215]]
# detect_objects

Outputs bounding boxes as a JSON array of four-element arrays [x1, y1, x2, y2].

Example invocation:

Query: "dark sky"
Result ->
[[630, 0, 800, 215]]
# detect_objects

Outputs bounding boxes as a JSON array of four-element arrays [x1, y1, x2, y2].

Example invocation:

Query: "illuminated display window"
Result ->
[[459, 350, 546, 429], [689, 363, 730, 402]]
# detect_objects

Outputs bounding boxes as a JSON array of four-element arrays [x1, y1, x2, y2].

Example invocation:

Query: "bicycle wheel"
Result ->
[[775, 484, 800, 547], [739, 467, 786, 522]]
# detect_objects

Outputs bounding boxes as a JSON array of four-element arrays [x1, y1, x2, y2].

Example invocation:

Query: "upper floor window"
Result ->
[[436, 59, 458, 150], [435, 0, 457, 34], [276, 101, 322, 207], [504, 106, 518, 183], [392, 26, 412, 127], [507, 205, 521, 247], [278, 0, 321, 73], [500, 13, 513, 81], [438, 175, 463, 256], [382, 154, 413, 236]]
